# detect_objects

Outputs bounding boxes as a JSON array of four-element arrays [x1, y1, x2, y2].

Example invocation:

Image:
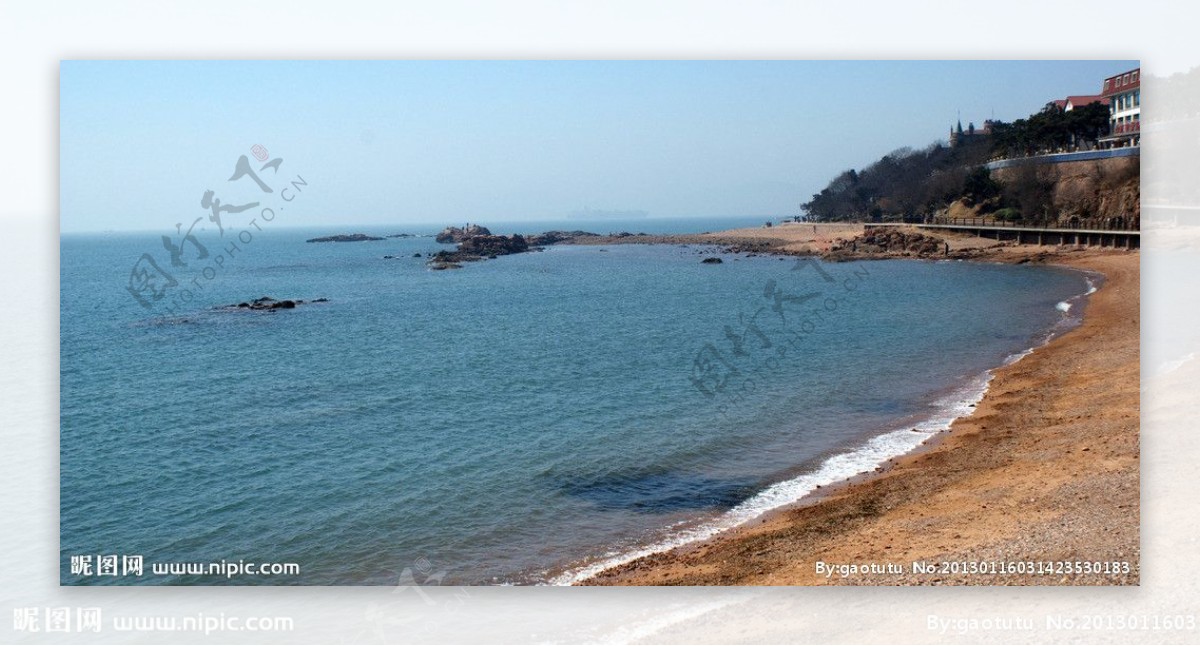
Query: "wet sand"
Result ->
[[580, 227, 1140, 586]]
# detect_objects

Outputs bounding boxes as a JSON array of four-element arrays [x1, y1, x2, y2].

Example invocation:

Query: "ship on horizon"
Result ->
[[568, 207, 649, 220]]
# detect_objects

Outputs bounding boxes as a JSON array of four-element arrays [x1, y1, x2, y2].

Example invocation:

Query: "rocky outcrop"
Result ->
[[220, 296, 329, 311], [833, 229, 944, 256], [306, 233, 385, 243], [436, 224, 492, 243], [992, 156, 1140, 228], [525, 230, 600, 245], [426, 225, 656, 270], [427, 231, 533, 267], [459, 234, 529, 256], [701, 257, 724, 264]]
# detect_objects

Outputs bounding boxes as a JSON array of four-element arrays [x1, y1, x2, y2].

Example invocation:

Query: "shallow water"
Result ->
[[60, 218, 1091, 584]]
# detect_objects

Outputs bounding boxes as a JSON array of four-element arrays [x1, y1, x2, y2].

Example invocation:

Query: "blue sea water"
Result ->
[[60, 217, 1093, 585]]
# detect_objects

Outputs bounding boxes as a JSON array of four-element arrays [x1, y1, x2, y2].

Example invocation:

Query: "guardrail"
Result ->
[[866, 221, 1140, 249], [932, 217, 1138, 231], [984, 146, 1139, 171]]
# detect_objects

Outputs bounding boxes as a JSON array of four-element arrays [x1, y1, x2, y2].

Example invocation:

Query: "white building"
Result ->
[[1100, 67, 1140, 147]]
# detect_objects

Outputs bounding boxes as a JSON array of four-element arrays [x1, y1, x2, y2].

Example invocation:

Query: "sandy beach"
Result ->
[[579, 224, 1140, 586]]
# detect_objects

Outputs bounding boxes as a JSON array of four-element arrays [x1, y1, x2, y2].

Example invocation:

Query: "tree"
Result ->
[[801, 138, 991, 222], [961, 166, 1002, 208], [1065, 102, 1111, 143], [990, 102, 1111, 158], [1001, 162, 1055, 222]]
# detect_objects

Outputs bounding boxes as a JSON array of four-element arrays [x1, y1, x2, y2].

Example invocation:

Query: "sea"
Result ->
[[60, 216, 1095, 585]]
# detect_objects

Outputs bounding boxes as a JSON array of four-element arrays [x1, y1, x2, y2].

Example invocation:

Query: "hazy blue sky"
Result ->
[[60, 60, 1136, 232]]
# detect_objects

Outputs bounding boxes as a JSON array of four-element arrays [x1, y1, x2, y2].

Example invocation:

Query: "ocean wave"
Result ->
[[548, 372, 992, 585], [549, 267, 1101, 586]]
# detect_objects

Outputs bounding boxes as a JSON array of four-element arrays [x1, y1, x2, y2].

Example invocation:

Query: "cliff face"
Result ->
[[994, 156, 1140, 227]]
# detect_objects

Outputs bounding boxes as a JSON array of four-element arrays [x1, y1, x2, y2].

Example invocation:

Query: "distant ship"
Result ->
[[568, 207, 649, 220]]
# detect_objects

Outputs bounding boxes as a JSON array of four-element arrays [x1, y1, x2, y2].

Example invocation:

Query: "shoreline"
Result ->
[[572, 225, 1139, 586], [550, 368, 996, 586]]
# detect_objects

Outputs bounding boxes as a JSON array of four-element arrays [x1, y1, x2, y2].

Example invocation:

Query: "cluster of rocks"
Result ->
[[423, 225, 686, 271], [435, 223, 492, 243], [428, 233, 533, 266], [306, 233, 384, 243], [427, 224, 566, 270], [535, 231, 680, 246], [459, 234, 530, 257], [220, 296, 329, 311], [828, 229, 948, 259], [524, 230, 600, 245]]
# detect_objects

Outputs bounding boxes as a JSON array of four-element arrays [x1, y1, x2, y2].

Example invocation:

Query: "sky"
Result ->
[[60, 60, 1137, 232]]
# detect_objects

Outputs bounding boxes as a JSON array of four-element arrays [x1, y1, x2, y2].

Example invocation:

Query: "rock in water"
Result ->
[[525, 230, 600, 245], [458, 234, 529, 256], [435, 224, 492, 243], [217, 296, 326, 311], [427, 233, 532, 266], [306, 233, 385, 243]]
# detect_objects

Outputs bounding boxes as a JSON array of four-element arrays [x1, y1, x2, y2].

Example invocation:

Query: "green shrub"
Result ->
[[993, 207, 1023, 222]]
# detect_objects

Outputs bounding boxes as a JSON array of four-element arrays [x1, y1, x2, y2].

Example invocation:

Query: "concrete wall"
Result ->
[[984, 146, 1139, 170]]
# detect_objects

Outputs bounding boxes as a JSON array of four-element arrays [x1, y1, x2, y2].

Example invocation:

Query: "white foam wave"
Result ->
[[550, 266, 1104, 586], [549, 374, 992, 586]]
